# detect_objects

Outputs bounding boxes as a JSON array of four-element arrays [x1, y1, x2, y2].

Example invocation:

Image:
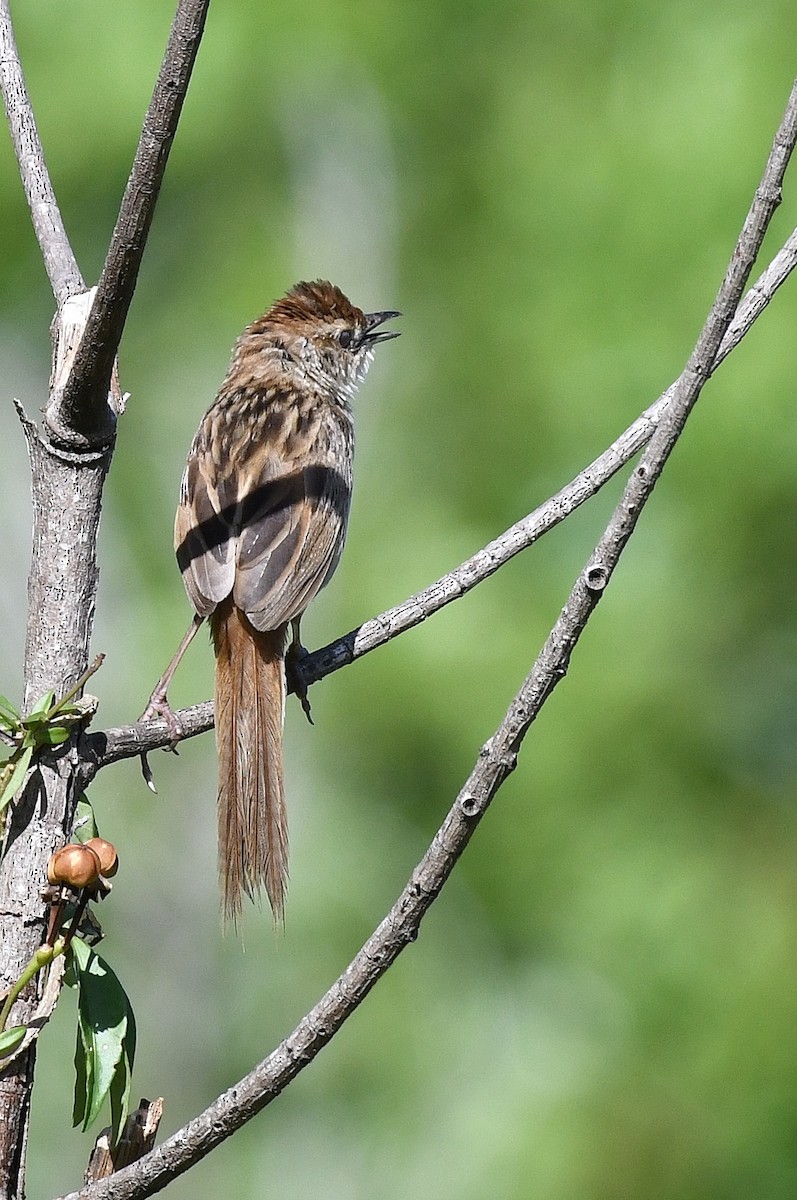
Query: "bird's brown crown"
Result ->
[[229, 280, 399, 401], [257, 280, 365, 332]]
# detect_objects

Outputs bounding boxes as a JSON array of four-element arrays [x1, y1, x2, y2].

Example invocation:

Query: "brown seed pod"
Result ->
[[46, 843, 101, 889], [83, 836, 119, 878]]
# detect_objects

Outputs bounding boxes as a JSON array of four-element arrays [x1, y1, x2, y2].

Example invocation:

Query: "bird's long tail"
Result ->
[[210, 598, 289, 925]]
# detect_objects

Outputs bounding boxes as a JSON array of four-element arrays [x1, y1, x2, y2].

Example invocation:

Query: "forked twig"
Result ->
[[49, 0, 211, 448], [0, 2, 213, 1193]]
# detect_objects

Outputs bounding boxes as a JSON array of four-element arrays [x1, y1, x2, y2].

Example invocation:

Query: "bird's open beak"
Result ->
[[363, 310, 402, 344]]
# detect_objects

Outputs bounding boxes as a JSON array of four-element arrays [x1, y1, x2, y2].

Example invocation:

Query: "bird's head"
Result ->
[[243, 279, 400, 400]]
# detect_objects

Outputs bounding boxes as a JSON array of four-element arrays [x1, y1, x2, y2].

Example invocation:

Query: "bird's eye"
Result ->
[[338, 329, 353, 348]]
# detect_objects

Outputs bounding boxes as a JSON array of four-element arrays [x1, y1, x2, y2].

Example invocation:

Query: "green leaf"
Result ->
[[36, 724, 71, 747], [27, 691, 55, 718], [0, 745, 33, 811], [74, 798, 99, 842], [0, 696, 20, 728], [72, 1014, 92, 1128], [68, 938, 136, 1141], [108, 1040, 134, 1146], [0, 1025, 27, 1058], [63, 955, 78, 990]]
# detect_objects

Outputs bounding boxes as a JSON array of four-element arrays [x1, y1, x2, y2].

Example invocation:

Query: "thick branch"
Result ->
[[85, 222, 797, 775], [0, 416, 111, 1200], [0, 5, 211, 1195], [58, 79, 797, 1200], [47, 0, 210, 450], [0, 0, 83, 302]]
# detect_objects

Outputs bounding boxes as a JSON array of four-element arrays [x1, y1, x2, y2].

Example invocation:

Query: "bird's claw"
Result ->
[[286, 639, 314, 726], [138, 691, 185, 791]]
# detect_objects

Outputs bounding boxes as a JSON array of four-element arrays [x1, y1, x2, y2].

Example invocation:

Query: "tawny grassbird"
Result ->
[[142, 281, 400, 923]]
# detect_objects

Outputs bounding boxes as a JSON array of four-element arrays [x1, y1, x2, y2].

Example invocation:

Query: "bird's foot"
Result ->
[[138, 689, 184, 793], [285, 637, 314, 726]]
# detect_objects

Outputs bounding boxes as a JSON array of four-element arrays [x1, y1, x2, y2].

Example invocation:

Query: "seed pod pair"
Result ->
[[47, 837, 118, 890]]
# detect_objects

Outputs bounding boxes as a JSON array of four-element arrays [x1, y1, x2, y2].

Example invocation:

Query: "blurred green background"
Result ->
[[2, 1, 797, 1197]]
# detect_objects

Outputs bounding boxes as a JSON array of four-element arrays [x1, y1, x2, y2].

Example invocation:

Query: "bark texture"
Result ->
[[0, 412, 110, 1198]]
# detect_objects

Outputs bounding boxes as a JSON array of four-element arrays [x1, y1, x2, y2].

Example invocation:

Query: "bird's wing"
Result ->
[[233, 463, 350, 631], [174, 450, 237, 618], [175, 441, 350, 631]]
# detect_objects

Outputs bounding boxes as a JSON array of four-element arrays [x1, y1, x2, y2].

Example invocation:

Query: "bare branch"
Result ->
[[81, 700, 212, 779], [0, 0, 83, 302], [56, 80, 797, 1200], [85, 222, 797, 776], [47, 0, 210, 450], [0, 5, 210, 1191]]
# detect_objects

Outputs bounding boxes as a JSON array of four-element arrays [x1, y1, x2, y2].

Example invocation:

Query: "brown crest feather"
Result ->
[[259, 279, 365, 329]]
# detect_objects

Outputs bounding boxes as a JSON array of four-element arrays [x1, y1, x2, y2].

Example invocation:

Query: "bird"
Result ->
[[141, 280, 400, 923]]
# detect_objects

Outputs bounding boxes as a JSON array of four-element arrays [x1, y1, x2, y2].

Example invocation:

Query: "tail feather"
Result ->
[[210, 598, 288, 925]]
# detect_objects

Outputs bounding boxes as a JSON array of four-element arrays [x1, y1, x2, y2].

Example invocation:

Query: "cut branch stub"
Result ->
[[43, 291, 122, 452]]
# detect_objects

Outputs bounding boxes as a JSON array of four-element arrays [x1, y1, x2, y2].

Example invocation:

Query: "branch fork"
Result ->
[[42, 289, 126, 452], [0, 1, 210, 1194]]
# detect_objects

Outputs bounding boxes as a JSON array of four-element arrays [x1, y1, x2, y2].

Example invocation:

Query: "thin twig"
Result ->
[[56, 78, 797, 1200], [84, 223, 797, 776], [47, 0, 210, 449], [0, 0, 83, 302]]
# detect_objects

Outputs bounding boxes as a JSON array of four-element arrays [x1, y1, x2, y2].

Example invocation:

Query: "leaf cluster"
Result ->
[[0, 690, 85, 810]]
